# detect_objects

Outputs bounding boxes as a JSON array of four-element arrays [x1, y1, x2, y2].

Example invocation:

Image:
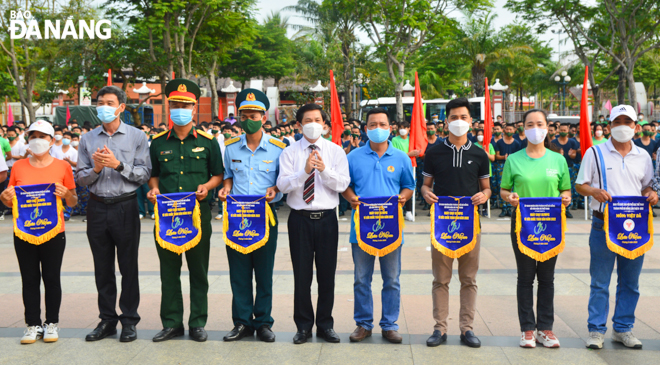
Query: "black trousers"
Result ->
[[14, 233, 66, 326], [288, 209, 338, 332], [87, 197, 141, 326], [510, 211, 557, 331]]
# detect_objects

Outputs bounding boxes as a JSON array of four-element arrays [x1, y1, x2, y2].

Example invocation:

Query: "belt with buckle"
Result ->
[[90, 191, 137, 205], [292, 209, 334, 220], [593, 210, 604, 220]]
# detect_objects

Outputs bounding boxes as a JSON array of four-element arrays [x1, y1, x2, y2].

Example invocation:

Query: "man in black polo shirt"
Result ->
[[421, 97, 491, 348]]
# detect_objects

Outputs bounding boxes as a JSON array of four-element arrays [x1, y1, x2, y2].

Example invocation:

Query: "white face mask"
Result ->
[[28, 138, 52, 156], [595, 130, 603, 137], [448, 120, 470, 137], [71, 141, 79, 147], [399, 129, 408, 136], [54, 135, 63, 141], [610, 125, 635, 143], [322, 128, 330, 135], [477, 135, 484, 142], [525, 128, 548, 145], [303, 122, 324, 140]]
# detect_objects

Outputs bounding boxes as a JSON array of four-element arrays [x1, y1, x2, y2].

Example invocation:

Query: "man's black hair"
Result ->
[[97, 85, 127, 104], [296, 103, 323, 123], [365, 107, 390, 124], [445, 97, 471, 117]]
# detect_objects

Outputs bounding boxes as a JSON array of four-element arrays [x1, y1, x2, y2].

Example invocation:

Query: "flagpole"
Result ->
[[412, 167, 416, 222]]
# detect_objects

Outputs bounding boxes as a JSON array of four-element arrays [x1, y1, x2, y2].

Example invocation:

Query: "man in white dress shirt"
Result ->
[[277, 103, 350, 345]]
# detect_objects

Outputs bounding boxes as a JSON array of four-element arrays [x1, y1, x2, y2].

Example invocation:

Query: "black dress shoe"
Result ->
[[426, 330, 447, 347], [189, 327, 207, 342], [293, 330, 312, 344], [152, 327, 185, 342], [460, 330, 481, 348], [223, 324, 254, 342], [120, 325, 137, 342], [565, 210, 574, 219], [498, 211, 507, 218], [257, 325, 276, 342], [317, 328, 340, 343], [85, 321, 117, 342]]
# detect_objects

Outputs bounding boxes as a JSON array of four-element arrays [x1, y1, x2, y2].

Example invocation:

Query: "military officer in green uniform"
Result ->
[[147, 79, 224, 342], [218, 88, 285, 342]]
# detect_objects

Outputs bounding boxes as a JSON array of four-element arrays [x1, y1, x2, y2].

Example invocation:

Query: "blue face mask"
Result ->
[[62, 138, 71, 146], [367, 127, 390, 143], [97, 105, 118, 123], [170, 108, 193, 126]]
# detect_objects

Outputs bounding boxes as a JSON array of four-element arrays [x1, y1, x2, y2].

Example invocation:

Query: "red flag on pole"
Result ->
[[483, 78, 493, 151], [329, 70, 344, 145], [6, 98, 14, 127], [409, 72, 427, 168], [107, 69, 112, 86], [66, 105, 71, 126], [579, 66, 592, 157]]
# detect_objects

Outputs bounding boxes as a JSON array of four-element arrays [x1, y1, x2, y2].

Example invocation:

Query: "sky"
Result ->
[[255, 0, 574, 66]]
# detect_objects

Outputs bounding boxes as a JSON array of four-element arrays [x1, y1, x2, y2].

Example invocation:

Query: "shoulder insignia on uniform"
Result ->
[[225, 136, 241, 146], [153, 130, 168, 140], [197, 130, 214, 140], [269, 138, 286, 149]]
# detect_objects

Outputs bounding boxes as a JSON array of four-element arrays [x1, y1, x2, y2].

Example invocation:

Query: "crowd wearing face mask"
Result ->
[[2, 84, 660, 353]]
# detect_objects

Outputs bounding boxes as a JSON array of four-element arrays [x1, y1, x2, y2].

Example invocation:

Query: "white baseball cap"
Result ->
[[27, 120, 55, 137], [609, 104, 637, 123]]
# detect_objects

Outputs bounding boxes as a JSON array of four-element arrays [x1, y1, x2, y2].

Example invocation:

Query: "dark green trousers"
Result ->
[[226, 209, 278, 330], [155, 203, 211, 328]]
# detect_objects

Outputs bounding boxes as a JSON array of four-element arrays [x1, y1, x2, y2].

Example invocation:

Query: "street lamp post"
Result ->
[[551, 29, 564, 64], [354, 73, 370, 117], [554, 71, 571, 115]]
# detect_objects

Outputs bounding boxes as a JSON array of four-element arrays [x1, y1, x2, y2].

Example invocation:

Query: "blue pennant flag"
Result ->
[[604, 196, 653, 259], [431, 196, 480, 258], [12, 183, 63, 245], [515, 197, 566, 262], [354, 196, 403, 257], [223, 195, 275, 254], [155, 192, 201, 254]]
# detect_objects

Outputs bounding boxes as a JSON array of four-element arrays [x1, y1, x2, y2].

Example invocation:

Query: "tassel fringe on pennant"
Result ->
[[154, 199, 202, 255], [430, 203, 480, 259], [515, 204, 566, 262], [222, 198, 275, 254], [353, 198, 403, 257], [603, 203, 654, 260], [12, 191, 64, 246]]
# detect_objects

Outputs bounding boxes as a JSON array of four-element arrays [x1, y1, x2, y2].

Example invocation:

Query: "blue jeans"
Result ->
[[588, 217, 644, 334], [351, 244, 401, 331]]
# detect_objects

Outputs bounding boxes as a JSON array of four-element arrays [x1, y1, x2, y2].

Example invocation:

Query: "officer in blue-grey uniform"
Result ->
[[218, 88, 285, 343]]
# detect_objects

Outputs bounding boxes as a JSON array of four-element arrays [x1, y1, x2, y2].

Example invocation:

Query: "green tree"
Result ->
[[361, 0, 490, 122]]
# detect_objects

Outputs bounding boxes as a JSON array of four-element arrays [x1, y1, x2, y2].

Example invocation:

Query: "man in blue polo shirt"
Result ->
[[341, 107, 415, 344]]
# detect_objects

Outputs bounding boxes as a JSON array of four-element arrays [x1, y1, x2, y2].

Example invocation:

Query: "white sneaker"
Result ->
[[586, 331, 604, 349], [612, 330, 642, 348], [20, 326, 43, 344], [43, 323, 59, 343], [535, 330, 560, 348], [519, 331, 536, 348], [404, 212, 414, 221], [151, 214, 155, 220], [139, 214, 144, 220], [214, 214, 223, 220]]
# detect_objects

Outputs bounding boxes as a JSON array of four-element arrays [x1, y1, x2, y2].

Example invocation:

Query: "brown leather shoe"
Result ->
[[349, 326, 372, 342], [382, 330, 403, 343]]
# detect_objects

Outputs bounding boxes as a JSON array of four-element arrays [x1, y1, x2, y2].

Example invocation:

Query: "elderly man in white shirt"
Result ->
[[277, 103, 350, 345], [576, 104, 659, 350]]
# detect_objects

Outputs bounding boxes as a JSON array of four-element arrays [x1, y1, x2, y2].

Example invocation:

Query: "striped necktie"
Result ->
[[303, 144, 316, 204]]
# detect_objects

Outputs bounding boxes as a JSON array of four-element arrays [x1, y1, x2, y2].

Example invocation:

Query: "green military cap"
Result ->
[[165, 78, 200, 104], [236, 88, 270, 112]]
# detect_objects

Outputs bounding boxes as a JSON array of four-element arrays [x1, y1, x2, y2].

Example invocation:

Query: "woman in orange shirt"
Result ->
[[0, 121, 77, 344]]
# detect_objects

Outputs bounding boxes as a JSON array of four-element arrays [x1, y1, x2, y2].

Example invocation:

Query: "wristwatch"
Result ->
[[115, 161, 124, 172]]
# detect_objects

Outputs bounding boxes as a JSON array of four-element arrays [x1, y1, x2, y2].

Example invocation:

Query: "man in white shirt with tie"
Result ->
[[277, 103, 350, 345]]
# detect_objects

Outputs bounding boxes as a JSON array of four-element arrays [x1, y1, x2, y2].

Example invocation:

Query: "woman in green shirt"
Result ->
[[500, 109, 572, 349], [592, 123, 607, 146]]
